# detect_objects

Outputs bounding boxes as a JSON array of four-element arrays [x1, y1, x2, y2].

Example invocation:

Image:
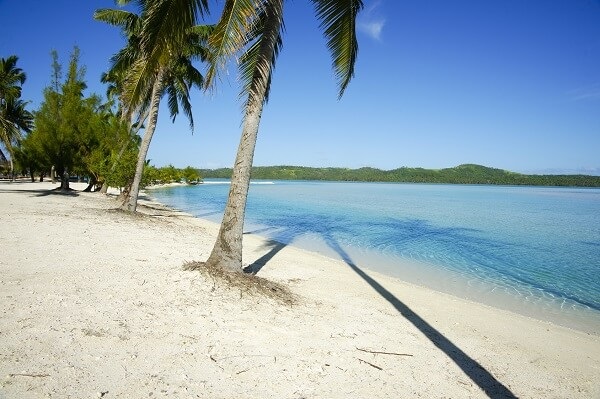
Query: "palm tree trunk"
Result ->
[[204, 104, 263, 272], [120, 71, 163, 212], [99, 181, 109, 194], [102, 108, 149, 195], [204, 2, 283, 272], [9, 158, 14, 182]]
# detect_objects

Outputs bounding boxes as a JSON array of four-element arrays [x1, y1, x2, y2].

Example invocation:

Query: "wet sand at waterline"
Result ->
[[1, 181, 599, 398]]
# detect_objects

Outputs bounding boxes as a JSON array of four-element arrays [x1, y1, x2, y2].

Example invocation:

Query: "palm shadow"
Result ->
[[245, 214, 516, 398], [35, 187, 80, 197], [244, 239, 287, 274], [0, 187, 79, 197]]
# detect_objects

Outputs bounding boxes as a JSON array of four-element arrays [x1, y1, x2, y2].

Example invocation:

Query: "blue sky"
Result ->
[[1, 0, 599, 174]]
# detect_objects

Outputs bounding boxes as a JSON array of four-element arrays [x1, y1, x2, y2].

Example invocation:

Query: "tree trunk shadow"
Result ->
[[248, 232, 516, 398], [244, 239, 287, 274], [324, 237, 517, 398]]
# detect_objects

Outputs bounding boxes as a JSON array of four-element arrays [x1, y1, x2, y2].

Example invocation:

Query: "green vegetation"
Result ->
[[142, 164, 202, 186], [199, 164, 600, 187], [18, 49, 107, 189], [7, 49, 201, 190], [0, 55, 34, 178]]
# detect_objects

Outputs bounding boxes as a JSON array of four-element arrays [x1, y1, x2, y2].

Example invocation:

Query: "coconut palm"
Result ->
[[95, 0, 211, 212], [201, 0, 363, 272], [0, 56, 33, 178], [0, 55, 25, 104]]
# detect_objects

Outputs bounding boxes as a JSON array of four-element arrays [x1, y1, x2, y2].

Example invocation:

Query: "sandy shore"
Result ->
[[1, 181, 599, 398]]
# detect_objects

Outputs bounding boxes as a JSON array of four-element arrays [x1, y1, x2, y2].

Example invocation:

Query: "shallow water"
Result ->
[[150, 181, 600, 333]]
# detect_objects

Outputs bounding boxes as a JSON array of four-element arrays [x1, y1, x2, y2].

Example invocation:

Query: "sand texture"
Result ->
[[1, 181, 599, 398]]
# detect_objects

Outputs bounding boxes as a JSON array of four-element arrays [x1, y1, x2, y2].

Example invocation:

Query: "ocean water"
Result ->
[[150, 181, 600, 333]]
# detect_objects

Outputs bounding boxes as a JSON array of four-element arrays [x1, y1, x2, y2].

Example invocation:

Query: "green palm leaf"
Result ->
[[238, 1, 284, 106], [0, 55, 26, 103], [205, 0, 259, 88], [312, 0, 363, 98], [93, 9, 141, 36]]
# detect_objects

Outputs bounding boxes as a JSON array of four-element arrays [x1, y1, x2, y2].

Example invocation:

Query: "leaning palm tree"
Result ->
[[121, 39, 209, 212], [201, 0, 363, 272], [95, 0, 211, 212]]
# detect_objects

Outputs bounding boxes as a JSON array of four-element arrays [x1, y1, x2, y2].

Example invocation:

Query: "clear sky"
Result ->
[[1, 0, 599, 174]]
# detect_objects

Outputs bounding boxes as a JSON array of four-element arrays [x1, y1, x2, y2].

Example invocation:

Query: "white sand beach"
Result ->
[[1, 181, 599, 398]]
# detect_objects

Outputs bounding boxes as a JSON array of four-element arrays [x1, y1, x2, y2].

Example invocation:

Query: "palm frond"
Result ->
[[163, 55, 203, 130], [93, 9, 140, 36], [238, 0, 284, 108], [205, 0, 260, 89], [0, 98, 33, 154], [121, 56, 158, 117], [142, 0, 209, 57], [312, 0, 363, 98], [0, 55, 26, 102]]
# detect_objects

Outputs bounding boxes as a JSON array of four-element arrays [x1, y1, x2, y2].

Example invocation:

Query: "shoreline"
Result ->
[[1, 181, 599, 398], [147, 183, 600, 336]]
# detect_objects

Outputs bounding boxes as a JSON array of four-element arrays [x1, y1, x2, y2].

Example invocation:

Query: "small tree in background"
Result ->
[[29, 48, 105, 189], [182, 166, 201, 183]]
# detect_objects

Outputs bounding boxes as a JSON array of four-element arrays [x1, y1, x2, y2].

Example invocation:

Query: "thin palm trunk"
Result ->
[[101, 109, 149, 195], [120, 70, 163, 212], [204, 103, 264, 271], [9, 157, 14, 181], [204, 2, 282, 272]]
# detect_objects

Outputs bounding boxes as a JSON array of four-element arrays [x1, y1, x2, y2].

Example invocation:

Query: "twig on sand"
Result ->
[[209, 355, 224, 370], [357, 358, 383, 371], [356, 347, 413, 357], [8, 373, 50, 378]]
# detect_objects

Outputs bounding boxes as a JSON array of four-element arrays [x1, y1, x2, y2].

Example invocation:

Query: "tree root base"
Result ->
[[183, 261, 297, 306]]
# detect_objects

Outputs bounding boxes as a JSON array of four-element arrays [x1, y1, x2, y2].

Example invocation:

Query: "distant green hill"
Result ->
[[199, 164, 600, 187]]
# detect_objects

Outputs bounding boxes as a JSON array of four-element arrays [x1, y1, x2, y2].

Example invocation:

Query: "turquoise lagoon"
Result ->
[[149, 181, 600, 333]]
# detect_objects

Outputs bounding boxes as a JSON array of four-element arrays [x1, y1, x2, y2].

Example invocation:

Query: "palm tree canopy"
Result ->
[[1, 55, 31, 158], [207, 0, 363, 100], [2, 98, 33, 134], [205, 0, 261, 87], [237, 1, 284, 106], [0, 55, 27, 104], [95, 1, 212, 129]]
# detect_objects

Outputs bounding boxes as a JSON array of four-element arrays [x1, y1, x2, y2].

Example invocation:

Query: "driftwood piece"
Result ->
[[356, 347, 413, 357], [357, 358, 383, 371]]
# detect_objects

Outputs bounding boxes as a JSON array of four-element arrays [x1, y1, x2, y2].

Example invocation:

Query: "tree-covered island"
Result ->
[[200, 164, 600, 187]]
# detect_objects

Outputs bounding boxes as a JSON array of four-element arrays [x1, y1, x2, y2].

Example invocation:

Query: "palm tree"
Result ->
[[201, 0, 363, 272], [0, 55, 33, 178], [95, 0, 211, 212], [0, 55, 25, 104]]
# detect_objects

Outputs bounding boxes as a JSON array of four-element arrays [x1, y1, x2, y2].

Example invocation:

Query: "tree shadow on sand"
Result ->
[[244, 215, 516, 399], [0, 186, 79, 197]]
